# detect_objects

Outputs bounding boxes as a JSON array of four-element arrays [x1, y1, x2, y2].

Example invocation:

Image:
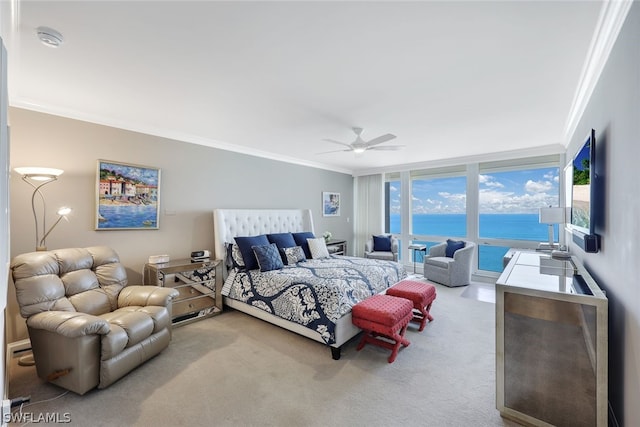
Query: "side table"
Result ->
[[143, 258, 223, 326], [408, 243, 427, 275]]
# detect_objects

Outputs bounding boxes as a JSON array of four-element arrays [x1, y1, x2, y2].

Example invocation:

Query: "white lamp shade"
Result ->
[[539, 207, 566, 224], [15, 167, 64, 181]]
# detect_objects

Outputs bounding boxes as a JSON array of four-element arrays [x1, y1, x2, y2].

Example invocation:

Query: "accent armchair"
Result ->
[[424, 240, 475, 287], [364, 235, 399, 262], [10, 246, 179, 395]]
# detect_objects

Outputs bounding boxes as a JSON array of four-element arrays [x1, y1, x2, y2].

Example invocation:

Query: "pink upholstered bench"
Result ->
[[386, 279, 437, 331], [352, 294, 413, 363]]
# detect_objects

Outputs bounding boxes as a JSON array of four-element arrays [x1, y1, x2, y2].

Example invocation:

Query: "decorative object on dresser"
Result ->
[[96, 160, 160, 230], [537, 206, 566, 251], [10, 246, 178, 395], [213, 208, 407, 360], [364, 234, 399, 262], [423, 240, 475, 287], [143, 258, 222, 325], [14, 166, 72, 251]]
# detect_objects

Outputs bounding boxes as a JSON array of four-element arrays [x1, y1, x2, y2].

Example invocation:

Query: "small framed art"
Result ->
[[322, 192, 340, 217], [96, 160, 161, 230]]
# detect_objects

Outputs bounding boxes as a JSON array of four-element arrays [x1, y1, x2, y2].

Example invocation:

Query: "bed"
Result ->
[[212, 208, 407, 359]]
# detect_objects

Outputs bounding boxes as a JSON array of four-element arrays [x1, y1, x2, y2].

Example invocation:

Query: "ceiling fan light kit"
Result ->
[[319, 127, 403, 155]]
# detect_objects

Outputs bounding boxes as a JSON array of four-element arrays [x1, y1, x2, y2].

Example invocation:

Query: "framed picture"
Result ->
[[322, 192, 340, 217], [96, 160, 161, 230]]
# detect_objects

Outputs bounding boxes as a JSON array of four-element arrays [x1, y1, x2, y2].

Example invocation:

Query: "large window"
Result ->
[[381, 155, 561, 275], [478, 159, 560, 272]]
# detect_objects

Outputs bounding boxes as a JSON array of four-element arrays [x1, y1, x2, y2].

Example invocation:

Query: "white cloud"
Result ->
[[525, 180, 553, 193]]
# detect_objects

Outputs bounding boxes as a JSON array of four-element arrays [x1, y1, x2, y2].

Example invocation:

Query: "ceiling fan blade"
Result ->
[[365, 133, 397, 147], [368, 145, 404, 151], [322, 139, 353, 149], [317, 148, 353, 154]]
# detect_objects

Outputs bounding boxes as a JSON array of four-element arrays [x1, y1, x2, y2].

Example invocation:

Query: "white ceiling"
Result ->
[[1, 1, 605, 175]]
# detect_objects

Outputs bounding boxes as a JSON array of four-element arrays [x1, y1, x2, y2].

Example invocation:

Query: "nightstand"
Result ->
[[326, 239, 347, 256], [143, 258, 223, 326]]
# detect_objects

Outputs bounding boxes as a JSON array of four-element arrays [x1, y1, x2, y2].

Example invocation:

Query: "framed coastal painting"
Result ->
[[322, 192, 340, 217], [95, 160, 161, 230]]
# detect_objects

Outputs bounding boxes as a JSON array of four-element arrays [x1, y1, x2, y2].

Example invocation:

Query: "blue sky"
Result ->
[[389, 167, 560, 214], [101, 162, 159, 186]]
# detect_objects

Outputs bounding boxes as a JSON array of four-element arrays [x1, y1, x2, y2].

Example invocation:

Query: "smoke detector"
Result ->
[[36, 26, 64, 48]]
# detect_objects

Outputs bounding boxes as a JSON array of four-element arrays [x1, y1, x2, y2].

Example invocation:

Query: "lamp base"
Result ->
[[36, 246, 47, 251]]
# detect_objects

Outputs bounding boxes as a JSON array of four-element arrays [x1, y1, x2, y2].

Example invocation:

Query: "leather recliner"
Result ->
[[10, 246, 179, 395]]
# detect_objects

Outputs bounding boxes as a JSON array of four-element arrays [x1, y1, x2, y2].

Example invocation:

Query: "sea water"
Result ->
[[390, 213, 557, 272]]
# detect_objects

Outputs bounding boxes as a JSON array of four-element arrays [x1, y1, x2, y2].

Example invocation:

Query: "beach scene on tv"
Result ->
[[572, 142, 591, 230], [97, 162, 159, 229]]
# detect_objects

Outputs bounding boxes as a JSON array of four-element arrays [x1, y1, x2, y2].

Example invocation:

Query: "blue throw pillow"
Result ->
[[235, 235, 270, 271], [372, 235, 392, 252], [252, 243, 284, 272], [267, 232, 296, 249], [292, 231, 315, 259], [445, 239, 465, 258]]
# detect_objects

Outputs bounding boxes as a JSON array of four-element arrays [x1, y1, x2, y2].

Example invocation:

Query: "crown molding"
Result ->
[[563, 0, 633, 145], [10, 99, 354, 176]]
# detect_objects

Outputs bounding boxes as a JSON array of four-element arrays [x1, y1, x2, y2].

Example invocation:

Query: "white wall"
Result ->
[[566, 3, 640, 425], [7, 108, 354, 343]]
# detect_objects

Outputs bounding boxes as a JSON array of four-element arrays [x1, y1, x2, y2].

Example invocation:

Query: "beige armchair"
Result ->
[[424, 240, 475, 287], [364, 235, 399, 262], [10, 246, 179, 395]]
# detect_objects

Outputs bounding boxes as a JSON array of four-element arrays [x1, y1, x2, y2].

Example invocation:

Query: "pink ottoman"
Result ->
[[386, 279, 437, 331], [352, 294, 413, 363]]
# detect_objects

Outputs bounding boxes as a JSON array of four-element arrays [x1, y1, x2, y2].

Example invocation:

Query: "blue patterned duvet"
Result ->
[[222, 255, 407, 345]]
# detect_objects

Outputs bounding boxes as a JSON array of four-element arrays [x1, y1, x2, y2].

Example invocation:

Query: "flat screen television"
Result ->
[[568, 129, 599, 252], [571, 129, 594, 234]]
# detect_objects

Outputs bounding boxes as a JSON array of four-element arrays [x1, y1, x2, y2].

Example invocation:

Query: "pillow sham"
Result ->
[[225, 242, 245, 270], [252, 243, 284, 272], [372, 235, 392, 252], [292, 231, 316, 258], [280, 246, 307, 265], [308, 237, 330, 259], [445, 239, 465, 258], [267, 233, 296, 249], [235, 234, 270, 271]]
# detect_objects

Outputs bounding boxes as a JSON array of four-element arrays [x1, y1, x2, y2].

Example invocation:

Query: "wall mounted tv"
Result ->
[[568, 128, 600, 252]]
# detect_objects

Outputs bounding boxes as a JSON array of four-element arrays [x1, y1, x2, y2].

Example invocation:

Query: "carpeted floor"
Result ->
[[8, 282, 519, 426]]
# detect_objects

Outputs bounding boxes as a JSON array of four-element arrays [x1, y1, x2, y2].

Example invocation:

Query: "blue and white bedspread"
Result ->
[[222, 256, 407, 345]]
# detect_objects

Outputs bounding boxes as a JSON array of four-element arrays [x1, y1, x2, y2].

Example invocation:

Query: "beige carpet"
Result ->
[[8, 283, 519, 426]]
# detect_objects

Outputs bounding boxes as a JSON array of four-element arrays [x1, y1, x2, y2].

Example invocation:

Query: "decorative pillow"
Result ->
[[280, 246, 307, 265], [372, 235, 392, 252], [235, 235, 270, 271], [225, 243, 245, 270], [445, 239, 465, 258], [252, 243, 284, 272], [267, 233, 296, 249], [307, 237, 330, 259], [292, 231, 316, 259]]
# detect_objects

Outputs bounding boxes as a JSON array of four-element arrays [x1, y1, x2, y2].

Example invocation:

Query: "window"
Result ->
[[385, 173, 401, 234], [478, 157, 560, 272]]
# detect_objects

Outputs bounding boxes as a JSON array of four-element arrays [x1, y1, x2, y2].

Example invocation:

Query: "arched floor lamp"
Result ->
[[14, 167, 72, 366]]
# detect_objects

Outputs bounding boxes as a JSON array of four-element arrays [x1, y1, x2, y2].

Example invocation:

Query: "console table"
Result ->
[[496, 252, 608, 427]]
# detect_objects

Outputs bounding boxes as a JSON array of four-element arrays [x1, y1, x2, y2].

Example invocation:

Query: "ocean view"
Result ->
[[390, 213, 557, 272]]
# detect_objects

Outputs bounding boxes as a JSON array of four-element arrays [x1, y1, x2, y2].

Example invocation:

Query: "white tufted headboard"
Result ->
[[213, 209, 314, 262]]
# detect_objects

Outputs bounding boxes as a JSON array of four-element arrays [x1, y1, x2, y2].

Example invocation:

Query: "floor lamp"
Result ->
[[14, 167, 71, 251]]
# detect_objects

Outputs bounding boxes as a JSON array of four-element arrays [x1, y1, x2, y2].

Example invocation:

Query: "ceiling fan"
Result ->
[[319, 127, 402, 154]]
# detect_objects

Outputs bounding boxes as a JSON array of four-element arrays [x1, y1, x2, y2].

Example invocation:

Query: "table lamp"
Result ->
[[538, 206, 566, 251]]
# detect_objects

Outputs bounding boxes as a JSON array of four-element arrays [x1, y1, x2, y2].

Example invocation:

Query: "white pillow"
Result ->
[[307, 237, 330, 259]]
